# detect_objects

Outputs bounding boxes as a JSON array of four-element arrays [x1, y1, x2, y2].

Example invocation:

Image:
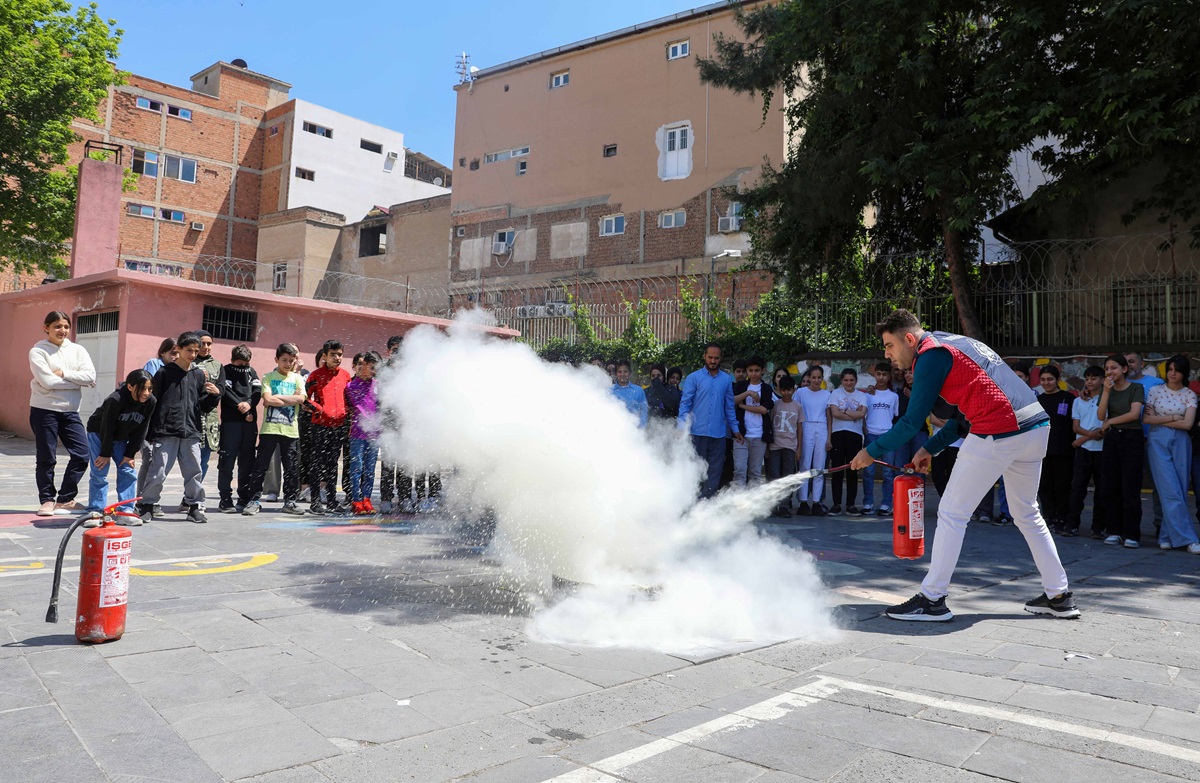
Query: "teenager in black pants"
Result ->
[[827, 368, 868, 513], [217, 344, 261, 512], [1097, 354, 1146, 548], [1037, 365, 1077, 531]]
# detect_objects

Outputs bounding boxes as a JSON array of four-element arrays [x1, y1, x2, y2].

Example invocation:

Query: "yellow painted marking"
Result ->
[[170, 558, 233, 568], [0, 562, 45, 572], [131, 553, 277, 577]]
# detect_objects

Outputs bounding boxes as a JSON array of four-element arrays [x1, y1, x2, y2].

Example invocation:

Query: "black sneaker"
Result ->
[[218, 500, 237, 514], [829, 504, 842, 515], [796, 501, 811, 516], [326, 500, 347, 515], [1089, 530, 1106, 540], [877, 506, 891, 516], [1024, 591, 1081, 619], [282, 501, 305, 516], [993, 514, 1012, 526], [812, 503, 828, 517], [885, 593, 954, 622], [241, 501, 262, 516], [1059, 527, 1079, 537], [151, 504, 163, 518], [310, 501, 328, 515], [137, 504, 154, 524], [774, 505, 793, 519], [186, 504, 208, 524], [847, 505, 861, 516]]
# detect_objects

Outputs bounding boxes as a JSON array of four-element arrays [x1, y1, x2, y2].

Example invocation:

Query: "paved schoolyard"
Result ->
[[1, 434, 1199, 782]]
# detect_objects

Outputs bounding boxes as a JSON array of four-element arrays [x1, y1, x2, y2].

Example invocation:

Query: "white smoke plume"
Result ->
[[376, 311, 837, 654]]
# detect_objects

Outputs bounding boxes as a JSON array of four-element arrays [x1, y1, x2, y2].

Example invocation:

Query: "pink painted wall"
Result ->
[[70, 158, 123, 278], [0, 269, 516, 438]]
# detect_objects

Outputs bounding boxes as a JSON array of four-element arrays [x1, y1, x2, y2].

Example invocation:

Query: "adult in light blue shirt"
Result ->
[[610, 360, 649, 428], [677, 343, 741, 498]]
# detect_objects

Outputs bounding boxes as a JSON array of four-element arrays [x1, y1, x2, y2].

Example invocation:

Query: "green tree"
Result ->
[[0, 1, 122, 273]]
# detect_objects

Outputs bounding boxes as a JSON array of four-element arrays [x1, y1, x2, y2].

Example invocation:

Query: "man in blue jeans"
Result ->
[[678, 342, 742, 499]]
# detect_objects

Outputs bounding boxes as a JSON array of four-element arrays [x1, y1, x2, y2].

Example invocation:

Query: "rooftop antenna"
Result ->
[[456, 52, 478, 93]]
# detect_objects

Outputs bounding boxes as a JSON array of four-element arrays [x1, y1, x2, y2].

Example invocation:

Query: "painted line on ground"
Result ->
[[835, 585, 912, 604], [0, 551, 276, 578], [542, 679, 838, 782], [542, 674, 1200, 782]]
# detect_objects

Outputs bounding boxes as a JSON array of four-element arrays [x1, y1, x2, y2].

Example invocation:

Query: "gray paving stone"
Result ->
[[473, 661, 600, 705], [92, 623, 196, 658], [908, 647, 1018, 677], [963, 735, 1186, 783], [0, 655, 50, 711], [1145, 705, 1200, 744], [0, 704, 106, 783], [512, 678, 699, 739], [454, 753, 581, 782], [159, 691, 296, 741], [556, 725, 663, 765], [345, 655, 470, 699], [1005, 683, 1154, 729], [408, 683, 531, 726], [1097, 731, 1200, 783], [854, 660, 1024, 702], [988, 642, 1176, 684], [158, 607, 288, 652], [289, 626, 425, 668], [743, 633, 889, 674], [292, 691, 442, 744], [237, 766, 334, 783], [236, 659, 376, 709], [1005, 661, 1200, 711], [189, 717, 342, 780], [826, 748, 998, 783], [692, 718, 865, 780], [543, 646, 688, 687], [652, 656, 796, 700], [619, 741, 779, 783], [778, 698, 988, 767]]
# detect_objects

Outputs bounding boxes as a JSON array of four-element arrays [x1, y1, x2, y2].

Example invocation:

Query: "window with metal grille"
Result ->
[[202, 305, 257, 342], [1112, 277, 1200, 345], [273, 263, 288, 291], [76, 311, 120, 334]]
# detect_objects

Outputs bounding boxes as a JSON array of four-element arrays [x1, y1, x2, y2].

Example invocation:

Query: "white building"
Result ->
[[272, 99, 450, 222]]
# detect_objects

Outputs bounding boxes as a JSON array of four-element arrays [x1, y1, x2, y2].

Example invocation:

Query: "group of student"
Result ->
[[27, 309, 424, 526]]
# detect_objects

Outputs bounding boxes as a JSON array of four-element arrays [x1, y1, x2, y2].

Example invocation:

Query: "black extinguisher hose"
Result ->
[[46, 497, 140, 624]]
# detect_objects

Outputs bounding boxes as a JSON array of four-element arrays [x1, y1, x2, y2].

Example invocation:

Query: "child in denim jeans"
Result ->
[[346, 351, 381, 515]]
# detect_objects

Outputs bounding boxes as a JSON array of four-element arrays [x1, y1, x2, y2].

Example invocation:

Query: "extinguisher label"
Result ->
[[907, 488, 925, 539], [99, 538, 131, 608]]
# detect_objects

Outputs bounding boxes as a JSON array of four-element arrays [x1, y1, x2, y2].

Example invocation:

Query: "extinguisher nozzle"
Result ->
[[46, 603, 58, 624]]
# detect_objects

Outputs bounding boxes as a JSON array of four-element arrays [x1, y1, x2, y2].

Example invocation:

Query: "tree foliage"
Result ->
[[698, 0, 1200, 336], [0, 1, 122, 273]]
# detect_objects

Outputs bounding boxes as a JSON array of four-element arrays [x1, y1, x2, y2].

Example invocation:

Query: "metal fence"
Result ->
[[104, 232, 1200, 355]]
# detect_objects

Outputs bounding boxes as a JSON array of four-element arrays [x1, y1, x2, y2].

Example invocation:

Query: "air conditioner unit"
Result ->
[[189, 221, 205, 231], [492, 241, 511, 255], [516, 305, 547, 318], [545, 303, 573, 317], [717, 216, 741, 233], [545, 289, 568, 305], [386, 150, 399, 160], [456, 226, 466, 238]]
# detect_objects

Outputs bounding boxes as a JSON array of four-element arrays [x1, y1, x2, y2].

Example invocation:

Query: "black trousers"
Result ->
[[30, 408, 89, 504], [766, 448, 797, 481], [829, 430, 863, 506], [1068, 447, 1104, 532], [1101, 428, 1145, 541], [1038, 453, 1073, 522], [380, 458, 401, 502], [247, 434, 298, 503], [308, 424, 347, 500], [931, 446, 959, 497], [217, 421, 258, 504]]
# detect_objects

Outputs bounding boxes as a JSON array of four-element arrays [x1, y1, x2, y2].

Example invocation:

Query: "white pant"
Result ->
[[732, 437, 767, 486], [922, 425, 1068, 600], [796, 425, 826, 502]]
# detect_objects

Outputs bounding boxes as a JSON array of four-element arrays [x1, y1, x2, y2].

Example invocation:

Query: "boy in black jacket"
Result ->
[[732, 356, 775, 486], [83, 369, 156, 525], [218, 344, 262, 512], [137, 332, 221, 524]]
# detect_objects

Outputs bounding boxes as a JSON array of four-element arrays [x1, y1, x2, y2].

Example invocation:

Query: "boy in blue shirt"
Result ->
[[610, 360, 649, 428]]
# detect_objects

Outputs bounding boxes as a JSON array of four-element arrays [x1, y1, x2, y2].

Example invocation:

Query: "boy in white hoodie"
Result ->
[[29, 310, 97, 516]]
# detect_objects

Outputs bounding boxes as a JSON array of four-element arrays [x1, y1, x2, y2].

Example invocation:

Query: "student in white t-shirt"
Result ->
[[795, 366, 831, 515], [1066, 365, 1105, 537], [827, 367, 869, 514], [862, 361, 901, 514]]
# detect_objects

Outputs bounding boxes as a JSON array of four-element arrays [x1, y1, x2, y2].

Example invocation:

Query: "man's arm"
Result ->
[[866, 349, 953, 458], [676, 375, 695, 429], [724, 382, 741, 438]]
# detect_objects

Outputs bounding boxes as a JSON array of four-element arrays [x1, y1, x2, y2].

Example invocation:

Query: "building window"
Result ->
[[658, 209, 686, 229], [600, 214, 625, 236], [603, 144, 618, 158], [359, 224, 387, 257], [76, 311, 120, 334], [163, 155, 197, 183], [302, 121, 333, 139], [159, 208, 185, 222], [132, 150, 158, 178], [516, 160, 527, 176], [718, 202, 744, 232], [126, 203, 155, 218], [295, 167, 315, 181], [495, 230, 515, 246], [273, 263, 288, 292], [269, 125, 279, 136], [202, 305, 257, 342], [549, 70, 570, 89], [135, 96, 162, 112], [484, 146, 530, 164], [360, 139, 383, 154], [659, 122, 693, 180], [167, 105, 192, 120], [469, 159, 480, 170], [667, 40, 690, 60]]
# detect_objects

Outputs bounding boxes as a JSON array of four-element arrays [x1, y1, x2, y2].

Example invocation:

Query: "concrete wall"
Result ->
[[336, 195, 452, 294], [256, 207, 346, 298]]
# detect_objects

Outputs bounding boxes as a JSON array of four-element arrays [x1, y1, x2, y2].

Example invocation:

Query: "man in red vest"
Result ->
[[850, 309, 1079, 622]]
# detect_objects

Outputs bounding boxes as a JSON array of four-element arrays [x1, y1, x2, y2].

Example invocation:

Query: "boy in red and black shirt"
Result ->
[[305, 339, 351, 513]]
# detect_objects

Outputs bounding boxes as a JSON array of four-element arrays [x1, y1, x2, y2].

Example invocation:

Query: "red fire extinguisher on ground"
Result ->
[[46, 498, 139, 643], [892, 465, 925, 560]]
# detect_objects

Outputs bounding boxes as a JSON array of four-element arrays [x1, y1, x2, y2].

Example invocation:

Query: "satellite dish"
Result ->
[[469, 66, 479, 74], [433, 177, 444, 186], [231, 58, 248, 68]]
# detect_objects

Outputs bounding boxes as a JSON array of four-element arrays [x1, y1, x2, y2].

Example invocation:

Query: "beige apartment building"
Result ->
[[449, 1, 783, 306]]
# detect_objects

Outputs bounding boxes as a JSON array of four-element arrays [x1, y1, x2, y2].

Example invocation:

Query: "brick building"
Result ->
[[448, 1, 783, 309], [67, 59, 450, 273]]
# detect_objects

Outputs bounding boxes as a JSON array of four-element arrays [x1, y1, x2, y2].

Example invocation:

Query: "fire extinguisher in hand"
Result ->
[[46, 498, 139, 643], [892, 465, 925, 559]]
